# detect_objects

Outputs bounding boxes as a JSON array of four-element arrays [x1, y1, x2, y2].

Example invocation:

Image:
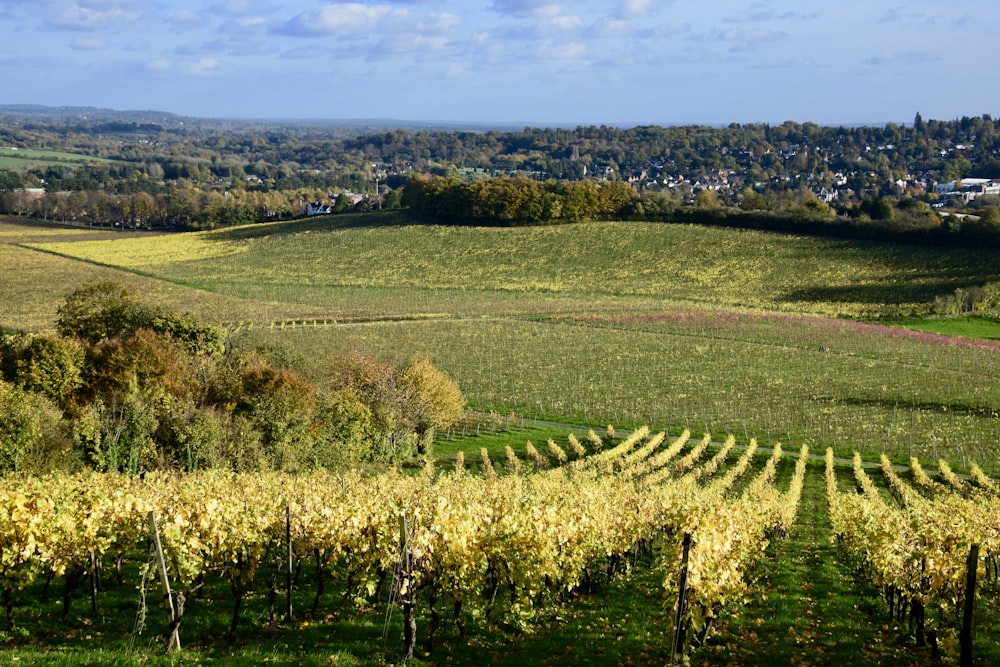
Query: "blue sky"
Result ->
[[1, 0, 996, 126]]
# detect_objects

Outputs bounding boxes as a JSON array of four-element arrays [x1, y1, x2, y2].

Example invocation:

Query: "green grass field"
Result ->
[[0, 146, 117, 168], [891, 315, 1000, 341]]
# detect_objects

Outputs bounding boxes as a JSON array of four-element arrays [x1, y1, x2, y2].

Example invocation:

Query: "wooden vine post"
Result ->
[[670, 532, 692, 664], [398, 514, 417, 660], [960, 543, 980, 667], [148, 512, 181, 652], [286, 505, 294, 622]]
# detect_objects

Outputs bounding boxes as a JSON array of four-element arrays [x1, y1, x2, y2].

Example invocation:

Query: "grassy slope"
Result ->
[[6, 212, 1000, 466], [892, 315, 1000, 341], [20, 212, 1000, 319]]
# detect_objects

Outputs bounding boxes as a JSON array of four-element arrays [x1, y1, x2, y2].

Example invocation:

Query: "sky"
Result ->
[[0, 0, 997, 127]]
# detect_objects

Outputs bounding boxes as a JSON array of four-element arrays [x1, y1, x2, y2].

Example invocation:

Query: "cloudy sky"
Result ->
[[1, 0, 996, 126]]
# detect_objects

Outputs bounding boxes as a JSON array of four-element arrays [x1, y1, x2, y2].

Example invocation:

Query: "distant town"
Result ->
[[1, 106, 998, 243]]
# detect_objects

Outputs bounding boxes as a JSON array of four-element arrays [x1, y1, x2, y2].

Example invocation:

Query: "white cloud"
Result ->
[[493, 14, 582, 40], [45, 3, 142, 31], [416, 12, 460, 35], [218, 15, 268, 34], [490, 0, 568, 18], [145, 57, 173, 72], [615, 0, 653, 20], [211, 0, 274, 17], [144, 55, 223, 76], [277, 4, 400, 37], [724, 10, 773, 24], [182, 57, 223, 75], [167, 10, 203, 31], [537, 40, 585, 59], [371, 33, 449, 57]]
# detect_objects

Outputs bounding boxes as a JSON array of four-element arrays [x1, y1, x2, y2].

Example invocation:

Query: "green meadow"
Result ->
[[0, 146, 117, 168]]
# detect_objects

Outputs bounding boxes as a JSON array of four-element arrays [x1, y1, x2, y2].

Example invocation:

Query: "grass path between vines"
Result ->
[[695, 460, 925, 667]]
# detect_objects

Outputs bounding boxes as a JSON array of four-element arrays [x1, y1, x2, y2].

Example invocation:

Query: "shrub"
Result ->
[[322, 351, 465, 463], [401, 354, 466, 434], [57, 280, 223, 356], [0, 380, 71, 473], [1, 333, 86, 409]]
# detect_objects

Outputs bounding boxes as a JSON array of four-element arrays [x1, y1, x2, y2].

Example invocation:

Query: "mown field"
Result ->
[[0, 146, 117, 169], [3, 212, 1000, 665]]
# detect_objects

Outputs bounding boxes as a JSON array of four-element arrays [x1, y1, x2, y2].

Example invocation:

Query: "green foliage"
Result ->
[[932, 279, 1000, 317], [312, 387, 378, 467], [0, 380, 68, 473], [401, 354, 466, 434], [56, 280, 150, 345], [404, 175, 635, 223], [82, 382, 159, 474], [57, 280, 223, 355], [321, 351, 465, 464], [206, 350, 318, 470], [157, 405, 227, 471], [0, 169, 23, 192], [1, 333, 85, 409], [86, 328, 195, 401], [0, 280, 466, 474], [860, 197, 895, 222], [694, 189, 721, 209], [974, 281, 1000, 314]]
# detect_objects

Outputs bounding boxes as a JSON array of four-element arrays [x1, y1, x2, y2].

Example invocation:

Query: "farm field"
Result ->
[[8, 211, 999, 468], [0, 146, 117, 169], [22, 212, 1000, 319], [3, 212, 1000, 664]]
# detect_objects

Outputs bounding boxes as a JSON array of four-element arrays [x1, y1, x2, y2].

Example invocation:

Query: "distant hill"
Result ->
[[0, 104, 529, 135], [0, 104, 188, 124]]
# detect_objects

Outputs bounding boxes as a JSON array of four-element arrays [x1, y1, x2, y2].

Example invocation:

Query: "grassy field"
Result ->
[[22, 212, 1000, 319], [0, 146, 117, 169], [891, 315, 1000, 341], [6, 212, 1000, 469]]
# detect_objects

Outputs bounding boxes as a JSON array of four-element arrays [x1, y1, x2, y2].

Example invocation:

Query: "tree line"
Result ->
[[402, 174, 1000, 246], [3, 109, 1000, 239], [0, 282, 465, 475], [3, 111, 999, 197], [0, 185, 402, 230]]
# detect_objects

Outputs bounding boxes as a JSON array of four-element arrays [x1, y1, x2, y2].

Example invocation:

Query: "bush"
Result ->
[[402, 354, 466, 434], [320, 351, 465, 464], [0, 380, 71, 473], [57, 280, 223, 355], [1, 333, 86, 409]]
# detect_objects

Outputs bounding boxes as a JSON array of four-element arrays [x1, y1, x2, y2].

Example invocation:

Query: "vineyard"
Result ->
[[1, 427, 998, 665], [4, 215, 1000, 664]]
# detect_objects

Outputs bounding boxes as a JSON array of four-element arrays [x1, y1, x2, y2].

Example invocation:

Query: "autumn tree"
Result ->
[[57, 280, 223, 355]]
